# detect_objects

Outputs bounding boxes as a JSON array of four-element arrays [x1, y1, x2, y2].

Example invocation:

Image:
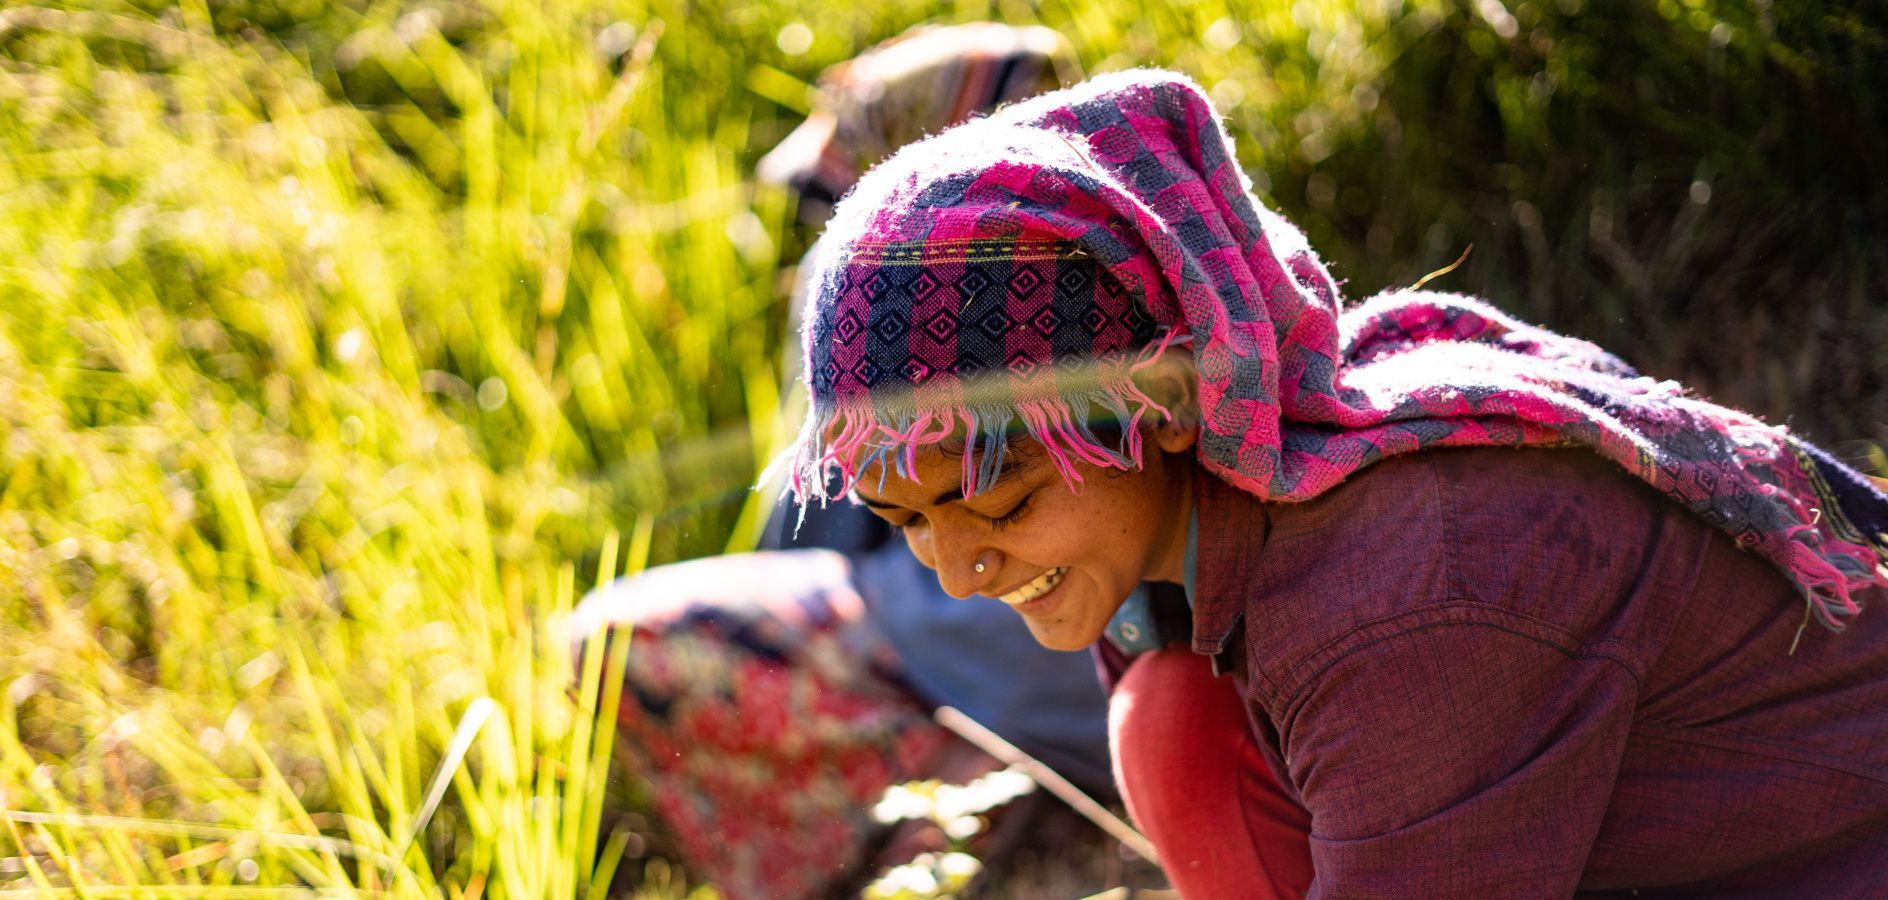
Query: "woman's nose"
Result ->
[[908, 522, 1000, 600]]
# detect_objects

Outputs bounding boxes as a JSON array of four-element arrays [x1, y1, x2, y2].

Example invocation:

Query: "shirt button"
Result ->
[[1120, 622, 1142, 642]]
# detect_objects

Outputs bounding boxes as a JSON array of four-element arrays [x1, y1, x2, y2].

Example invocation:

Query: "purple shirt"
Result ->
[[1189, 447, 1888, 896]]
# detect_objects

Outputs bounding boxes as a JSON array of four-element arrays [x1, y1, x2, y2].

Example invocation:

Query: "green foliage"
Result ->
[[0, 0, 1880, 895], [1282, 0, 1888, 448]]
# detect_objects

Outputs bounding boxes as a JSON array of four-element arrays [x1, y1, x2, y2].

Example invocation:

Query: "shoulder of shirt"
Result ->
[[1219, 447, 1677, 708]]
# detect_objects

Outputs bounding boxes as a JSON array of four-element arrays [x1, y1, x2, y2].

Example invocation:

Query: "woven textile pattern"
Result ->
[[574, 552, 953, 899], [782, 70, 1888, 633]]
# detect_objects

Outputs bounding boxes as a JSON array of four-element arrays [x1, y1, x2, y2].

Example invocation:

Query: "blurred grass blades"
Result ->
[[391, 696, 494, 879], [0, 811, 397, 869]]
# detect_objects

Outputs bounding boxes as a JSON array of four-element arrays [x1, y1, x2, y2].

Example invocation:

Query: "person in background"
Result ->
[[569, 25, 1119, 899], [756, 22, 1080, 229]]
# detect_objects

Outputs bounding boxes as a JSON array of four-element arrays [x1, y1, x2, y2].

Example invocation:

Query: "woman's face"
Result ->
[[851, 424, 1197, 651]]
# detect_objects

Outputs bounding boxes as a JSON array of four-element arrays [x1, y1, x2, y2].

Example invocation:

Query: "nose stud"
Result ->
[[974, 562, 987, 574]]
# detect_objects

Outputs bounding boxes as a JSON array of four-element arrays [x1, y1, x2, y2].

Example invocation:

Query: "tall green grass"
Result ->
[[0, 0, 1880, 895], [0, 1, 746, 892]]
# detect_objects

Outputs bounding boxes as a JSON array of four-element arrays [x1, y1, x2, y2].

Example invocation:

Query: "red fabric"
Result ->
[[569, 552, 956, 899], [1111, 648, 1314, 899], [1189, 447, 1888, 896]]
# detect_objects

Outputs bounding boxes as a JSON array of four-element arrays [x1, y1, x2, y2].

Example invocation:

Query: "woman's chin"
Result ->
[[1021, 619, 1098, 652], [1012, 577, 1112, 651]]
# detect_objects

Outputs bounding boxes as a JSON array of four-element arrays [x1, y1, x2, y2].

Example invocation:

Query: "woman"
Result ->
[[570, 26, 1120, 899], [777, 70, 1888, 895]]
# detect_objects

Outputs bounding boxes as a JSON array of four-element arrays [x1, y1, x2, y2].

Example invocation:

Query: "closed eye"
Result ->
[[881, 512, 922, 533], [987, 492, 1033, 531]]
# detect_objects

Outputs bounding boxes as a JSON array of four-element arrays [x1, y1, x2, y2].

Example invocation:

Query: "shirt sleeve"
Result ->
[[1280, 612, 1640, 897]]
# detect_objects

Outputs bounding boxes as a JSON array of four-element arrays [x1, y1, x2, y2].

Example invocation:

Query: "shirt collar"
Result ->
[[1102, 585, 1163, 655], [1101, 506, 1202, 657], [1188, 467, 1270, 658], [1184, 502, 1199, 603]]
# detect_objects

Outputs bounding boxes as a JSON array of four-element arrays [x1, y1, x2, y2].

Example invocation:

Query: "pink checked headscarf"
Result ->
[[780, 70, 1888, 634]]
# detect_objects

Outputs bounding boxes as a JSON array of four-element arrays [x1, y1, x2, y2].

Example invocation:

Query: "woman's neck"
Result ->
[[1147, 457, 1194, 584]]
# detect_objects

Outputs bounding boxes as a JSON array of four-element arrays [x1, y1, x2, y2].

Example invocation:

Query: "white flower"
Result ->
[[865, 860, 939, 898], [944, 815, 983, 841], [872, 782, 936, 824]]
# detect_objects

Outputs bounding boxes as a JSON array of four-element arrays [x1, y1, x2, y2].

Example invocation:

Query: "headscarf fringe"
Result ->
[[786, 381, 1158, 504], [1786, 540, 1866, 632]]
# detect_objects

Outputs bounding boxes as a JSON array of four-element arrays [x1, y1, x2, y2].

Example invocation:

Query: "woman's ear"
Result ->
[[1136, 347, 1199, 454], [1152, 412, 1199, 454]]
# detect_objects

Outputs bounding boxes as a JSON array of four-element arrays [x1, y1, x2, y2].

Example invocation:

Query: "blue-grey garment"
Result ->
[[1102, 584, 1164, 655]]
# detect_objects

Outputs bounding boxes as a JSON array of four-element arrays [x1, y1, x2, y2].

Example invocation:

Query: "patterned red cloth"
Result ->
[[780, 70, 1887, 634], [570, 552, 954, 898]]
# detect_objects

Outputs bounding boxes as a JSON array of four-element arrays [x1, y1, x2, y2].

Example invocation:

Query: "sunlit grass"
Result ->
[[0, 0, 750, 892]]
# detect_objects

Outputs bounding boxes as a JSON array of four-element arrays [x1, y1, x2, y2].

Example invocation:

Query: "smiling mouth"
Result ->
[[996, 567, 1067, 606]]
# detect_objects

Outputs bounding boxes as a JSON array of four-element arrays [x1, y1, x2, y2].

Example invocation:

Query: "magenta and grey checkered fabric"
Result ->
[[779, 70, 1888, 633]]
